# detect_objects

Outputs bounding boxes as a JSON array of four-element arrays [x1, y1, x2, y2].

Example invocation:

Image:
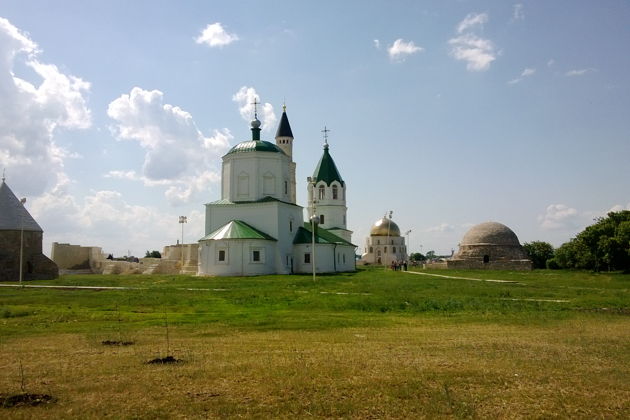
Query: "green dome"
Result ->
[[225, 140, 286, 156]]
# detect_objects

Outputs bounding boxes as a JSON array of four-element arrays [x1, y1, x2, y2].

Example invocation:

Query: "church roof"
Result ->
[[199, 220, 277, 241], [0, 180, 42, 232], [225, 140, 286, 156], [312, 145, 344, 186], [293, 223, 355, 246], [275, 110, 294, 138]]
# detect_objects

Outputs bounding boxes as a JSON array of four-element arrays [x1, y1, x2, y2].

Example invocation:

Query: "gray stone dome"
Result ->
[[460, 222, 521, 247]]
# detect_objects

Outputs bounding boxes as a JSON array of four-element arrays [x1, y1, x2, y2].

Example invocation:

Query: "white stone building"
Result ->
[[198, 107, 356, 276], [359, 216, 407, 266]]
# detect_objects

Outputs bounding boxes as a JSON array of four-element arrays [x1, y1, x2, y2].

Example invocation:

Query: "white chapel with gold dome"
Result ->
[[198, 106, 356, 276], [359, 215, 408, 265]]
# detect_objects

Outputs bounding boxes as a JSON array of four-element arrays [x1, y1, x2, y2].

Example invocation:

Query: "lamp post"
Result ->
[[19, 197, 26, 287], [405, 229, 412, 261], [178, 216, 187, 271], [307, 177, 318, 281], [385, 210, 392, 269]]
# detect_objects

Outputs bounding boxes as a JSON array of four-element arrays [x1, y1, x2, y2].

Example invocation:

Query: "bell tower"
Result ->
[[309, 127, 352, 242]]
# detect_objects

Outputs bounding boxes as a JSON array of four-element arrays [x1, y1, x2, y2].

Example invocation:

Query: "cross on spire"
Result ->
[[251, 98, 259, 119], [321, 126, 331, 146]]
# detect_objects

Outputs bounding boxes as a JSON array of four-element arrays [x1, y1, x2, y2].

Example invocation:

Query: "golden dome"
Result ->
[[370, 217, 401, 237]]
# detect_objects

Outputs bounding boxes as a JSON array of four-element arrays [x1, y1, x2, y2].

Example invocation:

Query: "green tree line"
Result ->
[[524, 210, 630, 272]]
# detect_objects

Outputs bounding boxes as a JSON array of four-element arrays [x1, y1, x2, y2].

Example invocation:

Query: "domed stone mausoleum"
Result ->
[[444, 222, 532, 270]]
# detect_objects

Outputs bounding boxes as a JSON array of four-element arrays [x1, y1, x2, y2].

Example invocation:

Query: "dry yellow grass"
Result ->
[[1, 317, 628, 419]]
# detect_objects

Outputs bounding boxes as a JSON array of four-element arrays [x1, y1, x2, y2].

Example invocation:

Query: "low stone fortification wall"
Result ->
[[423, 262, 449, 269], [446, 259, 532, 271], [51, 243, 103, 270]]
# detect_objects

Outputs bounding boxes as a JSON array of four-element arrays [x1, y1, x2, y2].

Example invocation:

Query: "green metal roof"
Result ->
[[293, 223, 355, 246], [206, 196, 300, 207], [200, 220, 277, 241], [312, 145, 344, 186], [225, 140, 286, 156]]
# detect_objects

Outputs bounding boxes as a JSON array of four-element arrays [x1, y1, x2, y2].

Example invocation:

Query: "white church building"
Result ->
[[198, 106, 356, 276]]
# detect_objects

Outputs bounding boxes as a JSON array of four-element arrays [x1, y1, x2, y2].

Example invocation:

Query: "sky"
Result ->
[[1, 1, 629, 257]]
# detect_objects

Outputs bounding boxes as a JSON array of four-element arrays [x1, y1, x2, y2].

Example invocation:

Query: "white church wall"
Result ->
[[274, 204, 304, 274], [198, 239, 276, 276]]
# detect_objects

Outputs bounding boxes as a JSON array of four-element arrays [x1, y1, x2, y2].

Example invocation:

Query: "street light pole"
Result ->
[[405, 229, 412, 261], [178, 216, 187, 272], [307, 177, 317, 281], [19, 197, 26, 287], [385, 210, 392, 269]]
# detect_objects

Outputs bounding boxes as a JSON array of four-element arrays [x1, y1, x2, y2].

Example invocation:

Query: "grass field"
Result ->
[[1, 267, 629, 418]]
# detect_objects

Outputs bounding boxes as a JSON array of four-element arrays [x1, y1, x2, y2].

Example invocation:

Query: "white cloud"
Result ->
[[521, 68, 536, 77], [565, 68, 596, 77], [608, 203, 630, 213], [512, 4, 524, 21], [0, 17, 91, 196], [232, 86, 277, 132], [538, 204, 579, 230], [449, 33, 496, 71], [373, 39, 380, 49], [547, 59, 555, 67], [387, 39, 424, 62], [30, 182, 206, 257], [508, 67, 536, 85], [457, 13, 488, 33], [427, 223, 455, 233], [195, 22, 239, 48], [107, 87, 231, 204]]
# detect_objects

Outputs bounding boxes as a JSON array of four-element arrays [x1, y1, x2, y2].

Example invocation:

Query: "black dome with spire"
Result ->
[[275, 107, 294, 138]]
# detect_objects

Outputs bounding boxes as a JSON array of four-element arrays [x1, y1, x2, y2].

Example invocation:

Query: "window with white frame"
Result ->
[[304, 253, 311, 264], [250, 247, 264, 263], [318, 185, 325, 200], [332, 185, 338, 199], [319, 214, 325, 224], [217, 248, 228, 264]]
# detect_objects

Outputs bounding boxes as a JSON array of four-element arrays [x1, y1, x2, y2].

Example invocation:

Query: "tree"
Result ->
[[522, 241, 555, 269], [145, 250, 162, 258], [409, 252, 426, 262], [553, 210, 630, 271], [425, 250, 436, 261]]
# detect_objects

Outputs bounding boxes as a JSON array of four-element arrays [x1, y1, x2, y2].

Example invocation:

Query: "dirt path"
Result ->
[[403, 270, 522, 284]]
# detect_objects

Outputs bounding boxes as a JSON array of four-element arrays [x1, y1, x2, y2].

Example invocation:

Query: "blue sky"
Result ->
[[1, 1, 629, 257]]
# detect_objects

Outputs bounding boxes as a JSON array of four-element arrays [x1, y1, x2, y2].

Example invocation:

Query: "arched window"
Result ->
[[369, 247, 373, 253], [318, 185, 325, 200], [384, 247, 388, 254], [332, 185, 338, 199], [319, 214, 325, 224]]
